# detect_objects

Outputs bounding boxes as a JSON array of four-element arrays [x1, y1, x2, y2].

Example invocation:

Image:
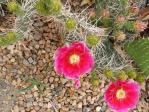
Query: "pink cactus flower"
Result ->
[[129, 4, 139, 14], [101, 8, 110, 19], [53, 42, 94, 88], [134, 20, 148, 32], [104, 80, 140, 112]]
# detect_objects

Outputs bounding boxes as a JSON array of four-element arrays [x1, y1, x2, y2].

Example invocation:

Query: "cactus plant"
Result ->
[[124, 39, 149, 77], [95, 40, 125, 70]]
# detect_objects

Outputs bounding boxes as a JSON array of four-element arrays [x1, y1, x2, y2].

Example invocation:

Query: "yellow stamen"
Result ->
[[70, 54, 80, 64], [116, 89, 126, 99]]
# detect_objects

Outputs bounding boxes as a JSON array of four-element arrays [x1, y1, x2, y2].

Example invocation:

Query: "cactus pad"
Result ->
[[124, 39, 149, 77]]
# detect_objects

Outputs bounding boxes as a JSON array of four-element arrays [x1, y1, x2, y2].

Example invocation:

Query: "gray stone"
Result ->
[[34, 22, 43, 27], [34, 33, 42, 41], [22, 59, 30, 66], [101, 106, 106, 112], [0, 80, 7, 89], [28, 57, 34, 64]]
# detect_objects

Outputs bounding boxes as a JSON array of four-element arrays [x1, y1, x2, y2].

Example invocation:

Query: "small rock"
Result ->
[[60, 78, 68, 84], [34, 45, 40, 49], [28, 57, 34, 64], [72, 100, 77, 106], [60, 109, 65, 112], [39, 102, 43, 107], [33, 102, 38, 106], [0, 56, 3, 62], [34, 33, 42, 41], [39, 40, 46, 45], [14, 105, 19, 112], [10, 58, 15, 63], [78, 102, 82, 108], [47, 102, 52, 108], [12, 79, 17, 86], [33, 92, 39, 97], [49, 77, 54, 83], [2, 67, 6, 71], [27, 102, 33, 107], [22, 59, 30, 66], [96, 106, 101, 112], [34, 22, 43, 27], [101, 106, 106, 111], [0, 80, 7, 89]]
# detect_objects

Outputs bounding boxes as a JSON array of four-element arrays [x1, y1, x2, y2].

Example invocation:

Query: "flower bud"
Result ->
[[104, 68, 114, 79], [124, 68, 137, 79], [134, 20, 147, 32], [117, 71, 128, 80], [5, 32, 20, 44], [91, 71, 99, 86], [136, 74, 145, 83], [65, 18, 76, 30], [86, 34, 99, 46], [101, 9, 110, 19], [115, 15, 125, 24], [36, 1, 49, 15], [116, 31, 126, 41], [7, 1, 19, 12], [49, 0, 62, 12]]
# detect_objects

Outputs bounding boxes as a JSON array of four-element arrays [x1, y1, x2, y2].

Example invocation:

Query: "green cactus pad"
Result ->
[[124, 39, 149, 77]]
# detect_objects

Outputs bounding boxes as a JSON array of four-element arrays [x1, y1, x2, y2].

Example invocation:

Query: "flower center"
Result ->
[[70, 54, 80, 64], [116, 89, 126, 99]]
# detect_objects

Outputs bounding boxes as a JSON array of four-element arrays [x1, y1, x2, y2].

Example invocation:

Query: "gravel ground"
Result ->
[[0, 13, 148, 112]]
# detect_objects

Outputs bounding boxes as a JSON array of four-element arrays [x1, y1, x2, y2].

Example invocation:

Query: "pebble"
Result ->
[[78, 102, 82, 108], [34, 33, 42, 41], [27, 102, 33, 107], [28, 57, 34, 63], [101, 106, 106, 111], [22, 59, 30, 66], [49, 77, 54, 83], [60, 78, 68, 84], [39, 102, 43, 107], [0, 80, 7, 89], [33, 92, 39, 97], [34, 45, 40, 49], [14, 105, 19, 112], [34, 22, 43, 27], [47, 102, 52, 108], [33, 102, 38, 106], [96, 106, 101, 112], [0, 55, 3, 62], [10, 58, 15, 63], [72, 100, 77, 106]]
